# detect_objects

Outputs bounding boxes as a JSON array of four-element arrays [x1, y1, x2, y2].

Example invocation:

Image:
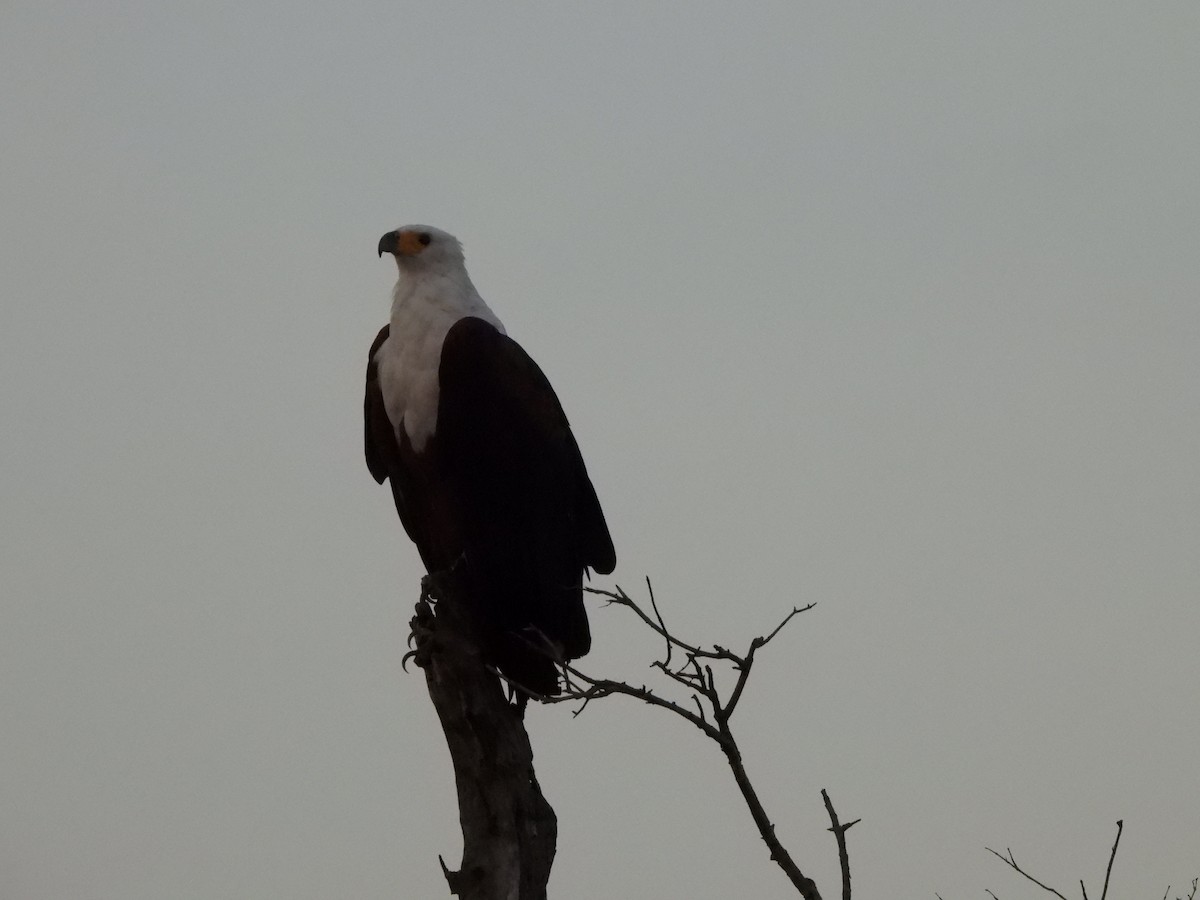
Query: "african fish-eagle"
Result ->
[[365, 225, 616, 698]]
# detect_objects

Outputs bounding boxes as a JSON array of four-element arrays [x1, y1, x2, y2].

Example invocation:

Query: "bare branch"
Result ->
[[703, 664, 717, 703], [720, 637, 758, 721], [1099, 820, 1122, 900], [691, 642, 745, 665], [822, 788, 858, 900], [584, 584, 704, 658], [652, 658, 707, 693], [547, 663, 724, 742], [644, 577, 673, 668], [764, 604, 817, 645], [1166, 878, 1200, 900], [716, 716, 822, 899], [723, 605, 815, 722], [988, 818, 1138, 900], [985, 847, 1070, 900], [571, 581, 823, 898]]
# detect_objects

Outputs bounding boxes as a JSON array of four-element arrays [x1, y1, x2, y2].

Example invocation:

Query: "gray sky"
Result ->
[[2, 2, 1198, 897]]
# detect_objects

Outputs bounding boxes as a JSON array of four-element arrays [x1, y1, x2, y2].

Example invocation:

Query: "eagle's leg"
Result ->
[[407, 557, 474, 675], [402, 595, 438, 672]]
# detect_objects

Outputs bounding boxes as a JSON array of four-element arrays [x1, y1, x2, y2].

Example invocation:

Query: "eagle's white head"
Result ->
[[378, 223, 494, 324], [377, 224, 466, 274]]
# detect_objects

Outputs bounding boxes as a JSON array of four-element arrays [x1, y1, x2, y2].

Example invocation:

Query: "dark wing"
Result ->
[[364, 325, 395, 485], [439, 316, 615, 573], [436, 316, 615, 662]]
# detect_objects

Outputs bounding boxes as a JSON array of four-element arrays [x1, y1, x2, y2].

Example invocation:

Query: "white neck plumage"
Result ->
[[390, 264, 503, 333], [377, 260, 506, 452]]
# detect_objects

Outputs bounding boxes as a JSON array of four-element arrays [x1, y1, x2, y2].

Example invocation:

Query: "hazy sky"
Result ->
[[2, 3, 1198, 898]]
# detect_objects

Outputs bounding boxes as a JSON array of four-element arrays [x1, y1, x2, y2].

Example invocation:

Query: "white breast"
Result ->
[[375, 272, 504, 453]]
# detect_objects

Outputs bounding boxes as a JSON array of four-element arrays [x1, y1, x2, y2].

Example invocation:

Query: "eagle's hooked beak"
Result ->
[[377, 231, 398, 258]]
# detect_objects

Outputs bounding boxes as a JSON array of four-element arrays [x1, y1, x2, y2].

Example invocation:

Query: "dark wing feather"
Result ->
[[437, 317, 615, 661], [364, 325, 396, 484]]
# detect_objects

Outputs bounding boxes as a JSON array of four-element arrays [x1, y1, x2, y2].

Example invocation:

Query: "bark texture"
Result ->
[[411, 596, 557, 900]]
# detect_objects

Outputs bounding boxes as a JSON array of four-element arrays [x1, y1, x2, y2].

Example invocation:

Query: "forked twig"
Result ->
[[822, 788, 859, 900], [985, 846, 1071, 900], [561, 582, 827, 899]]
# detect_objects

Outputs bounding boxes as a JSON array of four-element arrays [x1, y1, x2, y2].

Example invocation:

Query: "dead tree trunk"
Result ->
[[410, 593, 557, 900]]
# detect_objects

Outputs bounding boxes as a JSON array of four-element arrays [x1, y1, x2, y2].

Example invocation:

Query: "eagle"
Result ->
[[365, 225, 616, 698]]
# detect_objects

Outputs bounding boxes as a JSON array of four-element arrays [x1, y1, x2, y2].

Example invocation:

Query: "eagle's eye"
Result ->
[[418, 232, 432, 246]]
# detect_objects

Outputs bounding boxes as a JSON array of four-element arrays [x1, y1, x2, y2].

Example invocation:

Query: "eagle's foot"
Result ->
[[403, 597, 438, 671]]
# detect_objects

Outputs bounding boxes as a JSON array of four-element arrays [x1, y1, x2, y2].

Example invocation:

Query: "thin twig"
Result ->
[[644, 577, 673, 668], [1099, 820, 1122, 900], [584, 585, 704, 657], [764, 604, 816, 644], [548, 664, 723, 742], [653, 658, 706, 693], [985, 847, 1070, 900], [822, 788, 859, 900], [717, 606, 816, 722], [1165, 877, 1200, 900]]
